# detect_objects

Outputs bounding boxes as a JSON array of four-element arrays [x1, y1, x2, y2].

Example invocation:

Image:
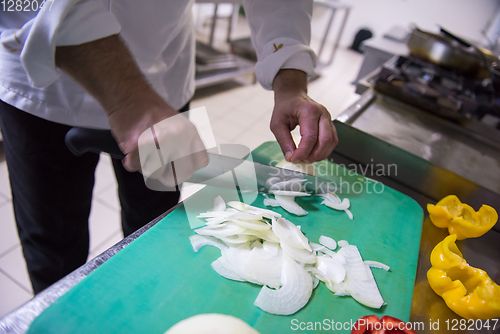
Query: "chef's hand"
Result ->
[[108, 101, 208, 188], [271, 69, 338, 163], [56, 34, 208, 186]]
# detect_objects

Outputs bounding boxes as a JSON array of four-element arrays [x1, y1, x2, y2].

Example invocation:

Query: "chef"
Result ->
[[0, 0, 338, 293]]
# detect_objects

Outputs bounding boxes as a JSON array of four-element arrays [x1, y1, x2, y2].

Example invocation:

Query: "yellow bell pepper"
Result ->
[[427, 195, 498, 240], [427, 234, 500, 320]]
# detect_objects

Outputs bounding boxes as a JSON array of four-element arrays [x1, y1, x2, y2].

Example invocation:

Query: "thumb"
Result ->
[[271, 121, 296, 161]]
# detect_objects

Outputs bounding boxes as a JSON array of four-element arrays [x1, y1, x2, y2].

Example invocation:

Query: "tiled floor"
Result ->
[[0, 18, 364, 320]]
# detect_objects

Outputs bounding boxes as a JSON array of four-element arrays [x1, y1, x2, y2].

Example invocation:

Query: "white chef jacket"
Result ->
[[0, 0, 317, 129]]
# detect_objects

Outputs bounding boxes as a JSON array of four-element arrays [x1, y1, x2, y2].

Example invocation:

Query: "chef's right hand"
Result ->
[[108, 100, 209, 189], [55, 34, 208, 187]]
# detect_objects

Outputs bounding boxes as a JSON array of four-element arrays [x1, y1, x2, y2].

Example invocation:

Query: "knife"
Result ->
[[65, 127, 340, 194]]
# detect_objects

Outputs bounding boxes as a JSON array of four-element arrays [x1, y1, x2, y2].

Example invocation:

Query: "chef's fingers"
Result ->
[[288, 104, 321, 162], [270, 114, 297, 162], [122, 150, 142, 172], [303, 114, 338, 162]]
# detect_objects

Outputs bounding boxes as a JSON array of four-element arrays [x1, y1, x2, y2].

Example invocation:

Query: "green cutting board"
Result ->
[[28, 142, 423, 334]]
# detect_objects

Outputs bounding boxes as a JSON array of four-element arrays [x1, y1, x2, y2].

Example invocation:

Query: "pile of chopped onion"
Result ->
[[190, 196, 388, 315]]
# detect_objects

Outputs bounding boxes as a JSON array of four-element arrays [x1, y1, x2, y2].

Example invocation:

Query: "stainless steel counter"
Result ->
[[334, 90, 500, 333]]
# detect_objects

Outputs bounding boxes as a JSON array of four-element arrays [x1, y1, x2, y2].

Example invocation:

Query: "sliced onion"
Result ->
[[192, 196, 387, 315], [227, 201, 282, 219], [365, 260, 390, 271], [272, 217, 312, 251], [310, 243, 341, 261], [338, 240, 349, 248], [245, 241, 283, 288], [326, 281, 350, 296], [270, 190, 311, 197], [211, 195, 226, 212], [337, 244, 385, 308], [316, 255, 346, 284], [319, 235, 337, 250], [318, 193, 354, 219], [189, 235, 227, 252], [218, 234, 253, 246], [230, 219, 270, 231], [263, 198, 280, 207], [274, 195, 308, 216], [231, 212, 264, 221], [312, 274, 320, 289], [195, 224, 246, 238], [211, 256, 245, 282], [224, 246, 262, 285], [317, 192, 341, 204], [305, 267, 329, 283], [254, 255, 313, 315], [204, 217, 228, 226], [239, 229, 280, 244], [280, 242, 316, 264], [322, 198, 350, 211]]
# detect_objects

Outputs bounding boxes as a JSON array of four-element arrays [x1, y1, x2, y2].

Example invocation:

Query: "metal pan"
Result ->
[[407, 27, 499, 78]]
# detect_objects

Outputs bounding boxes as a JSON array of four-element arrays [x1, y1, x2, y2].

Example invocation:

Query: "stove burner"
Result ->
[[373, 56, 500, 125]]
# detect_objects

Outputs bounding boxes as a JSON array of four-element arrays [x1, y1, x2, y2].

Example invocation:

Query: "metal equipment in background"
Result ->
[[195, 0, 351, 88]]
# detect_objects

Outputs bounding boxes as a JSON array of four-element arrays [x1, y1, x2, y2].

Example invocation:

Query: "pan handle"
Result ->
[[439, 26, 472, 48]]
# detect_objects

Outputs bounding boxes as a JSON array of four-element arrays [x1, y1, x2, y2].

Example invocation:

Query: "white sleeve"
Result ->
[[242, 0, 317, 90], [0, 0, 121, 88]]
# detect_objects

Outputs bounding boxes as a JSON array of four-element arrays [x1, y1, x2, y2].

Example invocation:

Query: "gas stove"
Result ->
[[371, 55, 500, 129]]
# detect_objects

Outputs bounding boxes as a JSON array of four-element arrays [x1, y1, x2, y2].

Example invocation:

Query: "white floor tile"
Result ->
[[0, 162, 11, 201], [231, 126, 276, 153], [93, 155, 117, 195], [88, 200, 121, 255], [209, 118, 247, 142], [238, 90, 275, 114], [88, 230, 123, 260], [0, 270, 33, 319], [94, 184, 120, 212], [222, 106, 261, 128], [0, 203, 19, 257], [0, 245, 32, 294]]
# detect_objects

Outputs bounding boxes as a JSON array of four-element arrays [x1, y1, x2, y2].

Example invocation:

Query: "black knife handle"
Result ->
[[65, 127, 125, 159]]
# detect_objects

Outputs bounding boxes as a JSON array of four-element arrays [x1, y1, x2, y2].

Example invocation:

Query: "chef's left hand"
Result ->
[[271, 69, 338, 163]]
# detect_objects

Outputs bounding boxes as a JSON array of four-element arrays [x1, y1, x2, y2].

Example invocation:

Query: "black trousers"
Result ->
[[0, 100, 187, 294]]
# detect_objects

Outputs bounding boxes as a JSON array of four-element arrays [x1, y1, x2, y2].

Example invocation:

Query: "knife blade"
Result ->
[[65, 127, 340, 194]]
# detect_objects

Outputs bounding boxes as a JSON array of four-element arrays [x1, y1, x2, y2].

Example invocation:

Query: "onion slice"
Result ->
[[263, 198, 280, 207], [272, 217, 312, 251], [269, 190, 311, 197], [322, 198, 350, 211], [227, 201, 282, 219], [189, 235, 227, 252], [318, 193, 354, 220], [211, 195, 226, 212], [337, 244, 385, 308], [211, 256, 245, 282], [365, 260, 390, 271], [274, 195, 308, 216], [254, 255, 313, 315], [319, 235, 337, 250], [316, 255, 346, 284]]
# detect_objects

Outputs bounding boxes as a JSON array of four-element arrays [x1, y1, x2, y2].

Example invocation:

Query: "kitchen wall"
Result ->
[[311, 0, 500, 48]]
